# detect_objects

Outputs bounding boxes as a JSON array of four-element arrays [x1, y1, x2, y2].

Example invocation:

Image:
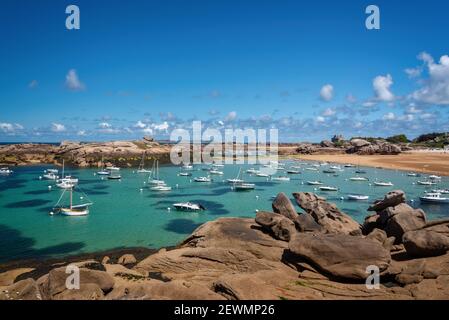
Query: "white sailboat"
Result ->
[[227, 168, 245, 184], [136, 153, 152, 173], [97, 156, 110, 175], [148, 160, 166, 185], [51, 187, 93, 216]]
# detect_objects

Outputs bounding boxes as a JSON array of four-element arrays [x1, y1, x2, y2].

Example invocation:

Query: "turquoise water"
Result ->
[[0, 162, 448, 263]]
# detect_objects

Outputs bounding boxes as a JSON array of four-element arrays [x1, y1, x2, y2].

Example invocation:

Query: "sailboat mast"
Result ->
[[62, 159, 65, 179], [70, 187, 73, 209]]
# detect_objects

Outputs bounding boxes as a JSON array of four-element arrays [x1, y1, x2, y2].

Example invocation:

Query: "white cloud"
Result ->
[[373, 74, 395, 102], [65, 69, 85, 91], [151, 121, 169, 132], [411, 53, 449, 105], [406, 104, 422, 114], [346, 94, 357, 103], [225, 111, 237, 122], [382, 112, 396, 121], [316, 116, 326, 123], [98, 122, 111, 129], [362, 101, 377, 108], [77, 130, 87, 136], [322, 108, 336, 117], [134, 121, 147, 129], [0, 123, 24, 133], [51, 123, 66, 132], [320, 84, 334, 101], [405, 67, 422, 79]]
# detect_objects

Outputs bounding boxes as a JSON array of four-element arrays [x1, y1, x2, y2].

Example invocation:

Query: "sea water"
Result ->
[[0, 162, 448, 262]]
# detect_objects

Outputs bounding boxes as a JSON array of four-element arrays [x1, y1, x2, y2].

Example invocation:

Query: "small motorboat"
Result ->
[[271, 176, 291, 182], [148, 179, 166, 185], [344, 164, 355, 168], [182, 164, 194, 171], [43, 172, 58, 180], [0, 167, 13, 175], [194, 177, 212, 183], [323, 169, 337, 174], [374, 181, 394, 187], [319, 186, 339, 191], [432, 189, 449, 194], [407, 172, 418, 177], [256, 173, 270, 178], [350, 177, 369, 182], [150, 185, 172, 191], [56, 180, 76, 189], [307, 181, 324, 186], [246, 168, 258, 174], [97, 170, 110, 176], [348, 194, 370, 201], [59, 176, 79, 184], [173, 202, 205, 212], [429, 175, 442, 180], [46, 169, 59, 174], [286, 170, 301, 175], [178, 172, 192, 177], [329, 166, 342, 171], [417, 181, 436, 186], [355, 170, 367, 174], [305, 167, 319, 172], [233, 183, 256, 191], [209, 170, 224, 175], [420, 193, 449, 203], [212, 163, 224, 168], [227, 178, 245, 184]]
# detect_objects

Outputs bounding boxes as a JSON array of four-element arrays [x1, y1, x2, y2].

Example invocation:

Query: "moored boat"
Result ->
[[233, 183, 256, 191], [307, 181, 324, 186], [347, 194, 370, 201], [173, 202, 205, 211], [373, 181, 394, 187], [319, 186, 339, 191], [0, 167, 13, 175], [194, 176, 212, 183], [420, 193, 449, 203]]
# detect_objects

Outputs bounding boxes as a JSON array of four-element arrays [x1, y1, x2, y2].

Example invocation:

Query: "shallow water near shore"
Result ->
[[0, 162, 448, 263]]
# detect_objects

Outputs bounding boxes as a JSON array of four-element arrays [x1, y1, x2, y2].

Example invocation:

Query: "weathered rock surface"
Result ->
[[369, 190, 406, 212], [403, 230, 449, 257], [118, 254, 137, 266], [0, 279, 42, 300], [255, 211, 296, 241], [272, 193, 298, 221], [288, 233, 391, 280], [292, 192, 361, 234]]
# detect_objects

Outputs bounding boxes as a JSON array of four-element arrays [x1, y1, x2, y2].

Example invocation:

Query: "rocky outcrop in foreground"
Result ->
[[2, 190, 449, 300]]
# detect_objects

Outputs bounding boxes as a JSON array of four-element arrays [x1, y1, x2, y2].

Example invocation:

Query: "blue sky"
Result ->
[[1, 0, 449, 142]]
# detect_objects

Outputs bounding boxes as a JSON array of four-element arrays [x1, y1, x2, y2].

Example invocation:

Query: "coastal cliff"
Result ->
[[2, 190, 449, 300]]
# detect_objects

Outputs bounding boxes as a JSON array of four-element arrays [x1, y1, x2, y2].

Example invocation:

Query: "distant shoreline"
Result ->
[[286, 151, 449, 177]]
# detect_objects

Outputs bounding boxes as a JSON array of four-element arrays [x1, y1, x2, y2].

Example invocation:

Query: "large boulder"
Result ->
[[295, 213, 323, 233], [39, 266, 114, 300], [403, 230, 449, 257], [118, 254, 137, 266], [369, 190, 406, 212], [350, 139, 371, 148], [288, 233, 391, 280], [0, 279, 42, 300], [255, 211, 296, 241], [292, 192, 361, 235], [272, 193, 298, 221], [320, 140, 335, 148], [384, 204, 427, 243]]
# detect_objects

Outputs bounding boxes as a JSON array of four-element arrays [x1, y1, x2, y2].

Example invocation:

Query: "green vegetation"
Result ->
[[386, 134, 409, 144]]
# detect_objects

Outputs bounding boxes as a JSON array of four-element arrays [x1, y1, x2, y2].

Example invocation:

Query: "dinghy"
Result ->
[[347, 194, 370, 201], [374, 181, 394, 187], [233, 183, 256, 191], [319, 186, 339, 191], [323, 169, 337, 174], [305, 167, 319, 172], [407, 172, 418, 177], [420, 193, 449, 204], [350, 177, 369, 181], [307, 181, 324, 186], [178, 172, 192, 177], [194, 177, 212, 183]]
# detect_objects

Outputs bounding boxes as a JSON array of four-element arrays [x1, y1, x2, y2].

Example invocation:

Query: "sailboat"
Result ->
[[136, 153, 152, 173], [227, 168, 245, 184], [107, 167, 122, 180], [57, 160, 79, 187], [97, 156, 110, 176], [148, 160, 168, 186], [51, 187, 93, 216]]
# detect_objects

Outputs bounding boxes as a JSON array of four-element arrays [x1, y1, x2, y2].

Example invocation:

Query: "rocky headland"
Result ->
[[0, 137, 172, 168], [2, 190, 449, 300]]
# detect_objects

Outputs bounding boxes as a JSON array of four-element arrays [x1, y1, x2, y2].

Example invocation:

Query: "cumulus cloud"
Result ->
[[0, 123, 24, 134], [322, 108, 336, 117], [77, 130, 87, 136], [98, 122, 111, 129], [411, 53, 449, 105], [373, 74, 395, 102], [320, 84, 334, 101], [51, 123, 66, 132], [382, 112, 396, 121], [151, 121, 169, 132], [225, 111, 237, 122], [134, 121, 147, 129], [316, 116, 326, 123], [65, 69, 85, 91]]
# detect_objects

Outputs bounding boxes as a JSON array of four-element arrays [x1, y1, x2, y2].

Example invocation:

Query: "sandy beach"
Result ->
[[285, 151, 449, 176]]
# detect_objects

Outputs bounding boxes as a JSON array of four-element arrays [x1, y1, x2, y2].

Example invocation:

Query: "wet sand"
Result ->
[[285, 152, 449, 176]]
